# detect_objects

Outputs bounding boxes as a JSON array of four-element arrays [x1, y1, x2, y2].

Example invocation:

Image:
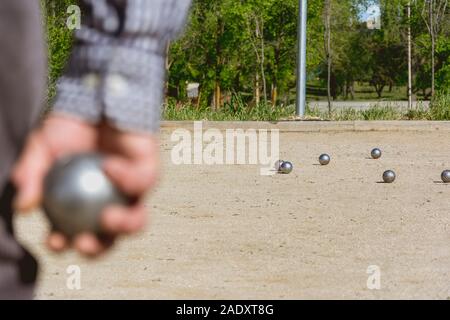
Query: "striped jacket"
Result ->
[[54, 0, 191, 133]]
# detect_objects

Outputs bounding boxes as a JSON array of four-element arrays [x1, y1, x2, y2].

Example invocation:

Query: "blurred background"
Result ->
[[42, 0, 449, 121]]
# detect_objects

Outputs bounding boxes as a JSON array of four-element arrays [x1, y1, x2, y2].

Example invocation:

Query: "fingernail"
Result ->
[[102, 209, 124, 232]]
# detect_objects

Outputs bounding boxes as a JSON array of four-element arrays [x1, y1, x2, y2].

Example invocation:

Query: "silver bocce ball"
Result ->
[[371, 148, 382, 159], [442, 170, 450, 183], [319, 154, 331, 166], [274, 160, 285, 172], [382, 170, 396, 183], [43, 153, 130, 238], [279, 161, 293, 174]]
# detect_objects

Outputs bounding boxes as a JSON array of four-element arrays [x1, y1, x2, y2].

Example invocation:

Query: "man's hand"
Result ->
[[12, 114, 159, 257]]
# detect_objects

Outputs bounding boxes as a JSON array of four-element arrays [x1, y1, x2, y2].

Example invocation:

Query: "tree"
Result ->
[[265, 0, 298, 105], [41, 0, 77, 104], [246, 9, 267, 105], [164, 0, 448, 109], [324, 0, 332, 112], [418, 0, 448, 98]]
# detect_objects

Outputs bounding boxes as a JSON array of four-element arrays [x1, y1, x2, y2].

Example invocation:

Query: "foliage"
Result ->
[[429, 90, 450, 119], [42, 0, 449, 114], [41, 0, 76, 104], [164, 93, 449, 121], [163, 96, 295, 121]]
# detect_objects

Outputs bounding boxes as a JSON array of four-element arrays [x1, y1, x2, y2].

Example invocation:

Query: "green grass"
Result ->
[[306, 106, 403, 120], [163, 95, 295, 121], [163, 92, 450, 121], [428, 92, 450, 120], [306, 106, 421, 121], [305, 81, 426, 102]]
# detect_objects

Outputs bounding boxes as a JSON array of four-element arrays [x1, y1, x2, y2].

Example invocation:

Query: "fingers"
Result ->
[[47, 232, 68, 252], [73, 234, 107, 258], [103, 157, 159, 196], [69, 203, 146, 257], [100, 127, 160, 197], [38, 121, 156, 258], [101, 204, 147, 235], [12, 132, 52, 212], [12, 115, 98, 212], [46, 204, 147, 256], [47, 232, 115, 258]]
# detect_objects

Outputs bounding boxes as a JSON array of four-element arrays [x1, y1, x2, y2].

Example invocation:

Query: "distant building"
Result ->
[[365, 4, 381, 30], [366, 15, 381, 30], [187, 83, 200, 99]]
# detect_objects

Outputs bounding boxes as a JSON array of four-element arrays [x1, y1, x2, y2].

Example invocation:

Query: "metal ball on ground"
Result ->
[[43, 153, 130, 238], [279, 161, 293, 174], [382, 170, 396, 183], [319, 154, 331, 166], [371, 148, 382, 159], [274, 160, 285, 171], [441, 170, 450, 183]]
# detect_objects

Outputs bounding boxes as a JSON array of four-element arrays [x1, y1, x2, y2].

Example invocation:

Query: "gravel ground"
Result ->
[[15, 127, 450, 300]]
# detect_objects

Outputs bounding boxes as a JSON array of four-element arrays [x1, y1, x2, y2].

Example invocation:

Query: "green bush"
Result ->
[[429, 91, 450, 120], [164, 96, 450, 121], [41, 1, 76, 106], [163, 96, 295, 121]]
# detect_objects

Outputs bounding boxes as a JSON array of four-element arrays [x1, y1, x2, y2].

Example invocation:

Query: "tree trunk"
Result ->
[[271, 85, 278, 106], [272, 40, 281, 107], [345, 80, 355, 100], [214, 82, 221, 110], [255, 73, 260, 105], [429, 0, 435, 98], [350, 82, 355, 100], [164, 41, 171, 105], [214, 16, 224, 110], [375, 84, 385, 99], [431, 33, 436, 98], [256, 17, 267, 105], [324, 0, 332, 114], [421, 0, 447, 99], [407, 1, 413, 109], [331, 72, 338, 100]]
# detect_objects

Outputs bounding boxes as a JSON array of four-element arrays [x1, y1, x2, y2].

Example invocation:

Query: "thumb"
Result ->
[[12, 133, 53, 212], [103, 156, 158, 197]]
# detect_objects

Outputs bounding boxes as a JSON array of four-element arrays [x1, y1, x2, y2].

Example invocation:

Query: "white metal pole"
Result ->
[[296, 0, 308, 117], [407, 1, 413, 109]]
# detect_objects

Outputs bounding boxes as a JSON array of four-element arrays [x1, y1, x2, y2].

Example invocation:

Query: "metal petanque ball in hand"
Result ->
[[371, 148, 382, 159], [43, 153, 130, 238], [382, 170, 396, 183], [441, 170, 450, 183], [319, 154, 331, 166], [279, 161, 293, 174]]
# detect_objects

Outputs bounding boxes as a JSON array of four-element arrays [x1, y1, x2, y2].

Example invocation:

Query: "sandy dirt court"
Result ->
[[15, 123, 450, 299]]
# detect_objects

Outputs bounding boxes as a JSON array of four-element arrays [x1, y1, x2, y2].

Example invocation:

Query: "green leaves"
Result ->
[[42, 0, 76, 105], [43, 0, 449, 109]]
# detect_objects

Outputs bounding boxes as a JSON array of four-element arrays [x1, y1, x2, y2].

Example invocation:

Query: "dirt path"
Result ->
[[15, 128, 450, 299]]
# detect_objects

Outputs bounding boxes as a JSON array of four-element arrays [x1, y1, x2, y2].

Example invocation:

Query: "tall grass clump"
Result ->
[[429, 91, 450, 120], [163, 94, 295, 121]]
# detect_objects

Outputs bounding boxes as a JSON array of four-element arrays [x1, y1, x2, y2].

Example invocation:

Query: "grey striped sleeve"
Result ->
[[53, 0, 191, 133]]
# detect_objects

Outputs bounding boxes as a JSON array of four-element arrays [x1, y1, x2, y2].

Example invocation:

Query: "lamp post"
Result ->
[[296, 0, 308, 117], [407, 1, 413, 110]]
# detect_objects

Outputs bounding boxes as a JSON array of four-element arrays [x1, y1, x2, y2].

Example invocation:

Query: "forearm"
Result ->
[[53, 0, 191, 133]]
